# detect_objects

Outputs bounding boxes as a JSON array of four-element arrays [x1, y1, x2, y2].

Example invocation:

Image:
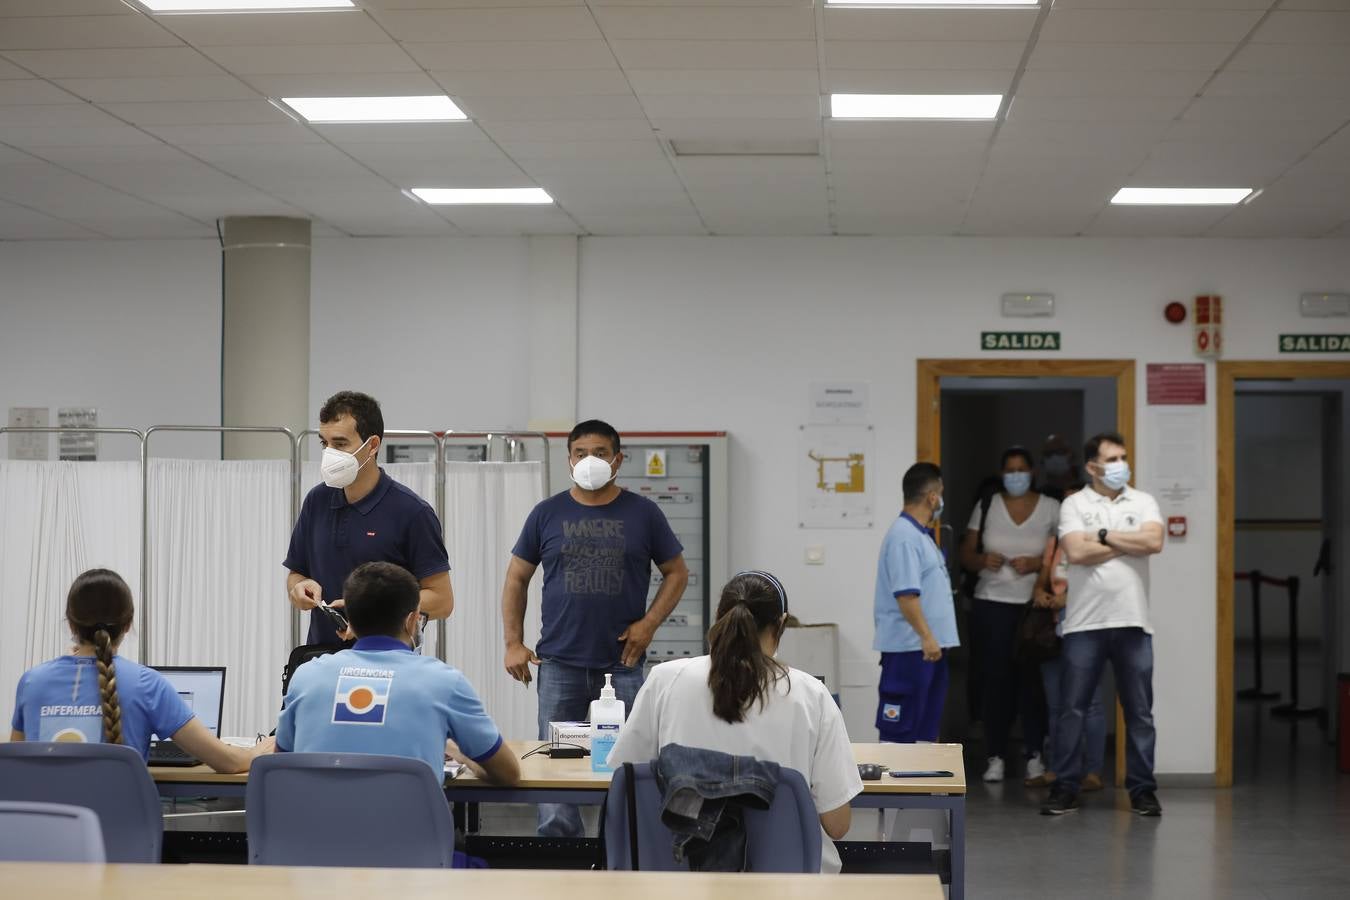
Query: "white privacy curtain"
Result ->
[[0, 461, 143, 733], [297, 462, 439, 655], [146, 459, 292, 737], [443, 461, 545, 741]]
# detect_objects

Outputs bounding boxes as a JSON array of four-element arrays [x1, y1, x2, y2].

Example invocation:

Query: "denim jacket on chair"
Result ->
[[653, 743, 781, 871]]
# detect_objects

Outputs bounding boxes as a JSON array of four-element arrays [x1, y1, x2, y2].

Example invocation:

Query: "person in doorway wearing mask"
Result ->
[[502, 419, 689, 836], [1042, 432, 1164, 818], [1038, 434, 1080, 502], [959, 447, 1059, 784], [285, 391, 453, 646], [874, 462, 960, 743]]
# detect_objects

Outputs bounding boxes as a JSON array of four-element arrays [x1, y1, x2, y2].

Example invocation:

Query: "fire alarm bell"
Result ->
[[1167, 517, 1187, 538]]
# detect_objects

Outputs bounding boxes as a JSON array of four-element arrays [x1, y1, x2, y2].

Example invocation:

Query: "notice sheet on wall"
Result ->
[[799, 424, 874, 529]]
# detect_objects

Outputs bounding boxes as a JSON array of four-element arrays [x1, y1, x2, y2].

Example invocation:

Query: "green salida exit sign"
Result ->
[[981, 331, 1062, 351], [1280, 334, 1350, 353]]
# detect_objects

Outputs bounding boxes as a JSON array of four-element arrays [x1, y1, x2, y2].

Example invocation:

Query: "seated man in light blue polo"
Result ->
[[873, 462, 960, 743], [277, 561, 520, 785]]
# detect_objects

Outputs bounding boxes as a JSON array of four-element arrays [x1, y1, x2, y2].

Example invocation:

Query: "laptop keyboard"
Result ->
[[148, 740, 199, 766]]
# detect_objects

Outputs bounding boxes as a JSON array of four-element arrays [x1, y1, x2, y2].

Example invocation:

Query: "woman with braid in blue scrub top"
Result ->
[[10, 569, 274, 773]]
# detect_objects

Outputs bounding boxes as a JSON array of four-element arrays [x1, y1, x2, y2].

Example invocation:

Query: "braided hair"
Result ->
[[66, 569, 134, 744]]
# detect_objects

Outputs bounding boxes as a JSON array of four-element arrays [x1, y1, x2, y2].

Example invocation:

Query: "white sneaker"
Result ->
[[982, 756, 1004, 782], [1024, 753, 1046, 780]]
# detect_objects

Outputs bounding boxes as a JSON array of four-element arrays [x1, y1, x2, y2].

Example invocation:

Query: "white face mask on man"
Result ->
[[321, 436, 374, 489], [570, 454, 617, 491], [1099, 460, 1131, 491]]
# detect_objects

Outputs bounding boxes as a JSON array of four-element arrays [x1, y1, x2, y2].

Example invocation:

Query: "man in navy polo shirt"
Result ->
[[285, 391, 453, 646], [278, 561, 519, 785], [873, 462, 960, 743], [501, 419, 689, 836]]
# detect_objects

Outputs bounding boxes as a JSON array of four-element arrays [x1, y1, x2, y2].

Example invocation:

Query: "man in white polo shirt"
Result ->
[[1042, 432, 1164, 818]]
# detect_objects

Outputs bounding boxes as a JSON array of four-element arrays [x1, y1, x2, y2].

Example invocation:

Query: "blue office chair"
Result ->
[[604, 762, 822, 872], [0, 801, 106, 863], [246, 753, 455, 867], [0, 743, 162, 863]]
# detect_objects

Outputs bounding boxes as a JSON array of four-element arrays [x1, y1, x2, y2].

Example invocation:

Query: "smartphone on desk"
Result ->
[[888, 770, 955, 778]]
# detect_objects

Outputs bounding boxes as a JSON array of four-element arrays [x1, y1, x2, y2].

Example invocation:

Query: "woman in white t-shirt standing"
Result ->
[[608, 570, 863, 874], [959, 447, 1060, 784]]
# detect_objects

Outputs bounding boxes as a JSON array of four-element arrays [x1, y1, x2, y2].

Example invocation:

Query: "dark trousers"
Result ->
[[877, 651, 949, 743], [1053, 627, 1156, 797], [971, 598, 1047, 761]]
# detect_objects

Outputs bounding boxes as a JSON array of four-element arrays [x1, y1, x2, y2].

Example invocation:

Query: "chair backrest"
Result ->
[[604, 762, 822, 873], [0, 801, 106, 863], [0, 743, 162, 863], [246, 752, 455, 868]]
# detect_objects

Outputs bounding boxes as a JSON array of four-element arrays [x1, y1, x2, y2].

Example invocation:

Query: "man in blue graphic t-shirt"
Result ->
[[279, 561, 519, 785], [502, 419, 688, 836]]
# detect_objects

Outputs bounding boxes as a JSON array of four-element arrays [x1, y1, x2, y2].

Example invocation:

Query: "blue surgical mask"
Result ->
[[1003, 471, 1032, 497], [1101, 461, 1130, 490]]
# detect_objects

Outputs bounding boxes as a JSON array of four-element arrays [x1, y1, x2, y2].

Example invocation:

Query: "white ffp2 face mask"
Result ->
[[570, 454, 616, 491], [321, 437, 373, 489]]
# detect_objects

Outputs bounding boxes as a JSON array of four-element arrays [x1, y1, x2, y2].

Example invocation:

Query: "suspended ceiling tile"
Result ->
[[54, 75, 258, 103], [404, 40, 617, 71], [573, 212, 706, 236], [592, 5, 815, 41], [836, 211, 967, 236], [308, 122, 486, 144], [626, 69, 819, 96], [2, 124, 162, 148], [372, 7, 602, 42], [0, 199, 101, 240], [66, 215, 217, 239], [1084, 205, 1232, 237], [642, 94, 821, 120], [4, 48, 224, 79], [0, 78, 83, 104], [607, 40, 818, 70], [1252, 10, 1350, 44], [1028, 42, 1235, 71], [434, 204, 581, 235], [825, 69, 1013, 94], [700, 212, 830, 236], [499, 138, 668, 161], [158, 10, 390, 46], [823, 9, 1036, 42], [456, 94, 645, 121], [201, 44, 421, 76], [0, 15, 179, 50], [1006, 95, 1192, 123], [1040, 8, 1265, 43], [431, 68, 632, 97], [655, 116, 822, 142], [825, 41, 1033, 71], [145, 122, 324, 146], [99, 99, 293, 126], [241, 72, 444, 98], [1204, 69, 1350, 98], [0, 1, 141, 14], [1015, 68, 1211, 98], [1183, 95, 1350, 122], [479, 119, 654, 141]]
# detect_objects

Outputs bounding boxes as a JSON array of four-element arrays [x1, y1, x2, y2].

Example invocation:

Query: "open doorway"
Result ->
[[1217, 363, 1350, 787], [918, 359, 1136, 788]]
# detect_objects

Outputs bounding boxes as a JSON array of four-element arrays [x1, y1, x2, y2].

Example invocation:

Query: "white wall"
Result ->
[[5, 233, 1350, 778], [578, 236, 1350, 777], [308, 237, 533, 441], [0, 240, 222, 459]]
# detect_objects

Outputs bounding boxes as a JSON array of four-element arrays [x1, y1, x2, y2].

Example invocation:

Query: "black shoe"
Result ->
[[1040, 786, 1079, 816], [1131, 790, 1162, 816]]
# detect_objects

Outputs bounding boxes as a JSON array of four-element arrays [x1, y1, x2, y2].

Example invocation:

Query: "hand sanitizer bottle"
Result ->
[[590, 673, 625, 773]]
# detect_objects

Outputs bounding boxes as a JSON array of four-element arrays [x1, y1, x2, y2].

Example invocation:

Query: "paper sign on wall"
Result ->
[[58, 407, 98, 461], [809, 382, 870, 424], [7, 407, 49, 460], [644, 448, 667, 478], [799, 424, 874, 529]]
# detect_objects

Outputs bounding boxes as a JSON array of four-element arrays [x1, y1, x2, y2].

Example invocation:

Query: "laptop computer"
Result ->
[[148, 666, 226, 767]]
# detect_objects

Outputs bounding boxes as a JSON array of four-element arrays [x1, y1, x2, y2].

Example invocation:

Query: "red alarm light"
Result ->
[[1164, 301, 1187, 324]]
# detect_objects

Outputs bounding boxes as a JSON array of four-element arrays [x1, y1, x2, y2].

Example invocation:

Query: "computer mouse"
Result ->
[[858, 763, 883, 781]]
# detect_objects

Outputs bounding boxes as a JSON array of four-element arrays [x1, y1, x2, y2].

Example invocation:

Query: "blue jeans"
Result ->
[[1052, 628, 1156, 797], [1041, 655, 1106, 776], [536, 658, 643, 837]]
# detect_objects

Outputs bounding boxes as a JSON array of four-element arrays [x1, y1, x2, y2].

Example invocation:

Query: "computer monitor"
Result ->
[[151, 666, 226, 739]]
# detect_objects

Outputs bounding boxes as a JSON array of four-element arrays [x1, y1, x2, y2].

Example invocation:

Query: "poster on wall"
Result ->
[[58, 407, 98, 461], [799, 424, 874, 529], [809, 382, 870, 424], [1148, 408, 1206, 512], [6, 407, 49, 460]]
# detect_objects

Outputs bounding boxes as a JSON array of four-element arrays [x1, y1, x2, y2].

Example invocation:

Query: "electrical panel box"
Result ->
[[549, 433, 729, 672]]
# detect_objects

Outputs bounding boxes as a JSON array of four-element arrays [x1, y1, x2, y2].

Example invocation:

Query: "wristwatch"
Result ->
[[1098, 528, 1109, 546]]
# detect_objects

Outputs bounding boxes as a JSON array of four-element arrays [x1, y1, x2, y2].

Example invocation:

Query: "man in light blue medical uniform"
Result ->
[[278, 562, 520, 785], [873, 462, 960, 743]]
